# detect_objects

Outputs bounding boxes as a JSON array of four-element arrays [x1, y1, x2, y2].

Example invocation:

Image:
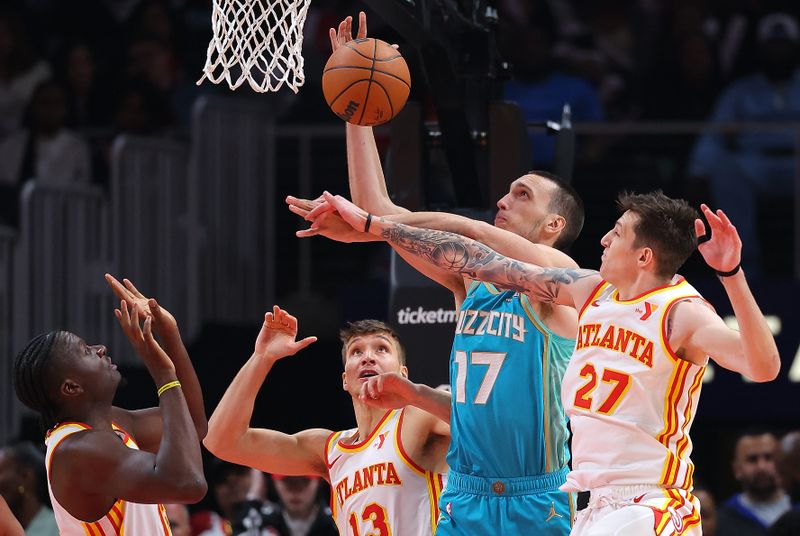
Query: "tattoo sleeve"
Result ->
[[380, 220, 596, 303]]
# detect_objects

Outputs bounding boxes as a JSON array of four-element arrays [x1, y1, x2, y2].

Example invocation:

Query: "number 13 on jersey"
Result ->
[[348, 503, 391, 536]]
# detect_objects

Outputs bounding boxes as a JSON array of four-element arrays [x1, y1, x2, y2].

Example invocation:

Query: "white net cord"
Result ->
[[197, 0, 311, 93]]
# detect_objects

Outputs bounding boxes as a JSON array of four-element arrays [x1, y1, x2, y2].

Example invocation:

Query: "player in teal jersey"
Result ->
[[286, 14, 586, 534]]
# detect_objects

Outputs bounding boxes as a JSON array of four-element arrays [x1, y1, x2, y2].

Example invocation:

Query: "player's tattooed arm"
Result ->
[[379, 222, 597, 305]]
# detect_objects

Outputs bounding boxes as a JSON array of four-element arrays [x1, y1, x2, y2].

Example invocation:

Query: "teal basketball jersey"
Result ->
[[448, 281, 575, 477]]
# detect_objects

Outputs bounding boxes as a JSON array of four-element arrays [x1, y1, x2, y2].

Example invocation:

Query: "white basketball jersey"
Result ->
[[561, 277, 707, 492], [45, 422, 173, 535], [326, 409, 445, 536]]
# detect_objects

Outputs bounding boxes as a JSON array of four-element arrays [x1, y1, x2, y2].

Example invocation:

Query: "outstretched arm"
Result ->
[[673, 205, 780, 382], [360, 372, 451, 426], [0, 497, 23, 536], [203, 308, 330, 478], [330, 12, 409, 216], [320, 193, 599, 307], [60, 304, 206, 505], [106, 274, 207, 449]]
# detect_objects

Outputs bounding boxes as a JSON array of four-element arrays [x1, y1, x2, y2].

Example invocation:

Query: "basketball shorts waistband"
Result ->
[[576, 484, 673, 511], [446, 468, 569, 497]]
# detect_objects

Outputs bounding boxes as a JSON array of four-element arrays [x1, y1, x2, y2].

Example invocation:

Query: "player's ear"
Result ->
[[638, 246, 654, 270], [342, 371, 348, 391], [61, 378, 83, 398], [546, 214, 566, 236], [399, 366, 409, 379]]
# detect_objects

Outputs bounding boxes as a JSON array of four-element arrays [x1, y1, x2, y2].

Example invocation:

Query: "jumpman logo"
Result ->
[[374, 432, 389, 449], [545, 502, 563, 522]]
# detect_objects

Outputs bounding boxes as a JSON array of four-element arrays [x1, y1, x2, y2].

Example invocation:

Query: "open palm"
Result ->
[[695, 204, 742, 273], [254, 306, 317, 360]]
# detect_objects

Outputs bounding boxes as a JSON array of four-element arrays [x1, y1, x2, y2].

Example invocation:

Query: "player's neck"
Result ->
[[351, 401, 392, 444], [59, 404, 114, 431], [612, 271, 675, 302]]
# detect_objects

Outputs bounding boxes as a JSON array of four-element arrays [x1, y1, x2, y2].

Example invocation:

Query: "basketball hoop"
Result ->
[[197, 0, 311, 94]]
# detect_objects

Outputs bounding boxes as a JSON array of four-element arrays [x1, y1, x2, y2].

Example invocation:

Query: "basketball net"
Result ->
[[197, 0, 311, 93]]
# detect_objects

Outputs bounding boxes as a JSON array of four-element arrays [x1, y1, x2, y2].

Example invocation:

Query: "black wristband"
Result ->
[[716, 262, 741, 278], [364, 213, 373, 233]]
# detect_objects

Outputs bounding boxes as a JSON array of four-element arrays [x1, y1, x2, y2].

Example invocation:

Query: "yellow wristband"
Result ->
[[157, 380, 181, 397]]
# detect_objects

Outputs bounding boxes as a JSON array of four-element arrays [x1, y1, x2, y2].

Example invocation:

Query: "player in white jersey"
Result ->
[[12, 275, 208, 535], [204, 308, 449, 536], [313, 190, 780, 535]]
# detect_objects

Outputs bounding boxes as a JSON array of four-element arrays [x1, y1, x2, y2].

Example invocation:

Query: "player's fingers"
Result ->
[[147, 298, 162, 318], [694, 219, 707, 240], [265, 311, 274, 323], [369, 377, 381, 398], [716, 209, 734, 228], [296, 228, 319, 238], [329, 27, 337, 51], [143, 316, 154, 340], [305, 201, 332, 221], [295, 336, 317, 351], [357, 11, 367, 39], [105, 273, 129, 299], [131, 302, 140, 326], [123, 278, 146, 299]]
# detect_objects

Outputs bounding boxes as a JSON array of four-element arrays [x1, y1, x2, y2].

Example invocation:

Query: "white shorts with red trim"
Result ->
[[570, 485, 702, 536]]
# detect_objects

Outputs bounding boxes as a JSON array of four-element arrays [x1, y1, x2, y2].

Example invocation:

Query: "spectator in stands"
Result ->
[[113, 81, 165, 136], [125, 36, 198, 125], [57, 42, 112, 129], [643, 30, 720, 121], [191, 459, 253, 536], [165, 503, 191, 536], [0, 80, 91, 226], [501, 22, 603, 169], [0, 9, 51, 139], [688, 12, 800, 277], [717, 429, 794, 535], [693, 482, 718, 536], [770, 509, 800, 536], [778, 431, 800, 503], [231, 475, 337, 536], [0, 442, 58, 536]]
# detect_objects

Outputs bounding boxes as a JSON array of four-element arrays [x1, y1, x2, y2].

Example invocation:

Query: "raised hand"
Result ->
[[307, 192, 370, 233], [286, 195, 368, 242], [115, 300, 175, 376], [359, 372, 417, 409], [695, 204, 742, 274], [105, 274, 178, 336], [254, 306, 317, 361], [329, 11, 367, 53]]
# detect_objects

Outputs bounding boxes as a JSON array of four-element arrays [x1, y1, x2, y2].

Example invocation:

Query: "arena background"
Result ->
[[0, 0, 798, 512]]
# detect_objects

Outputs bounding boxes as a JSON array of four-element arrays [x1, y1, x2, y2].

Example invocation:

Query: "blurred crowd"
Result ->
[[3, 428, 800, 535], [0, 0, 797, 274]]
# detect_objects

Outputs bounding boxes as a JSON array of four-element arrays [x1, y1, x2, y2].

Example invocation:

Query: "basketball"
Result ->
[[322, 38, 411, 126]]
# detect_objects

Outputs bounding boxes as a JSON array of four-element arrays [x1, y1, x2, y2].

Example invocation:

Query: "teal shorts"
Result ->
[[436, 468, 574, 535]]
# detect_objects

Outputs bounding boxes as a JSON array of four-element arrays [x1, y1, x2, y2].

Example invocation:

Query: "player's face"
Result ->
[[733, 434, 780, 500], [342, 333, 407, 396], [495, 174, 555, 242], [599, 211, 641, 284], [274, 477, 320, 518], [164, 504, 190, 536], [53, 333, 121, 400]]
